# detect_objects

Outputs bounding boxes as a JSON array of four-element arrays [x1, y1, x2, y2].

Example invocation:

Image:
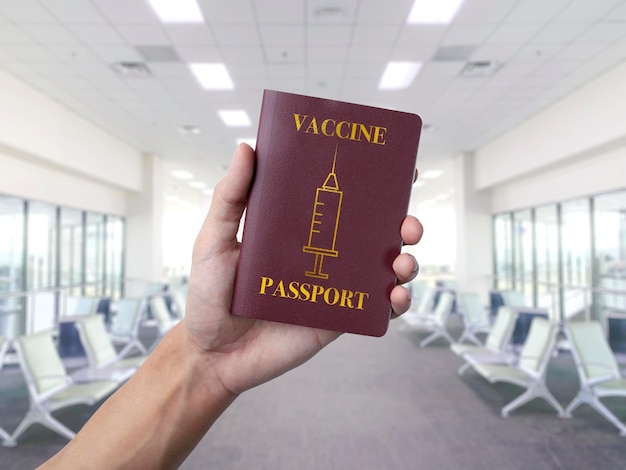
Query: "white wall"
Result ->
[[474, 62, 626, 193], [0, 70, 143, 192]]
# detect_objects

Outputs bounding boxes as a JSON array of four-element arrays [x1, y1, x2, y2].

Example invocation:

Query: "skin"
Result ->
[[40, 144, 424, 469]]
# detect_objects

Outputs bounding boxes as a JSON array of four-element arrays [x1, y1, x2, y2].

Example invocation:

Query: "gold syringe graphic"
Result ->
[[302, 145, 344, 280]]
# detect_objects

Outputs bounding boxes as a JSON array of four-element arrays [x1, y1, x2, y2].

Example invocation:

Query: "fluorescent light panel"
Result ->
[[189, 63, 234, 90], [148, 0, 204, 23], [378, 62, 422, 90], [219, 110, 251, 127], [407, 0, 464, 24]]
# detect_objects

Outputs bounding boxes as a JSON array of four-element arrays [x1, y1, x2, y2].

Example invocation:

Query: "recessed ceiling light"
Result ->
[[219, 110, 251, 127], [421, 170, 443, 179], [171, 170, 193, 180], [378, 62, 422, 90], [189, 181, 207, 189], [189, 63, 234, 90], [407, 0, 464, 24], [148, 0, 204, 23]]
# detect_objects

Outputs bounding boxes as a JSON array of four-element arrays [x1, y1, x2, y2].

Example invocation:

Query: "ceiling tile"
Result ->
[[347, 46, 392, 64], [488, 23, 544, 44], [555, 0, 623, 21], [308, 46, 349, 64], [306, 0, 358, 24], [19, 23, 80, 44], [0, 23, 35, 44], [46, 44, 99, 63], [254, 0, 305, 23], [558, 42, 611, 60], [441, 24, 497, 46], [577, 23, 626, 43], [115, 24, 170, 46], [211, 24, 261, 46], [5, 44, 56, 61], [504, 0, 570, 22], [41, 0, 108, 23], [219, 46, 265, 64], [89, 45, 143, 63], [396, 24, 447, 46], [454, 0, 517, 24], [351, 25, 401, 46], [67, 24, 126, 45], [532, 22, 590, 43], [356, 0, 413, 24], [264, 46, 305, 64], [259, 25, 305, 46], [174, 46, 222, 62], [307, 24, 352, 46], [202, 1, 256, 24], [90, 0, 158, 24], [164, 25, 216, 46], [0, 0, 56, 22]]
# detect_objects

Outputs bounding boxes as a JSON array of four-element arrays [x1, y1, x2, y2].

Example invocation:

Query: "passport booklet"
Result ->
[[231, 90, 422, 336]]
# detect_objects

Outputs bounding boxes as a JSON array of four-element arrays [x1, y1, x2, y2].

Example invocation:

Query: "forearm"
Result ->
[[40, 323, 237, 469]]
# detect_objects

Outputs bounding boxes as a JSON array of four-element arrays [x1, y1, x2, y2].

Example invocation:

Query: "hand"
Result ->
[[183, 144, 424, 395]]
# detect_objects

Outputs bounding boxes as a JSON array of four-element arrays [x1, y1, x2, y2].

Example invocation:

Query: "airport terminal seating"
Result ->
[[564, 320, 626, 436], [401, 291, 455, 348], [72, 315, 145, 384], [451, 306, 518, 376], [109, 298, 147, 359], [469, 317, 565, 418], [456, 292, 493, 345], [149, 296, 180, 351], [3, 331, 118, 446]]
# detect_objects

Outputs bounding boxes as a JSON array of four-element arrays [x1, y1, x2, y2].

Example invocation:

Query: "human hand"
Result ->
[[183, 143, 423, 396]]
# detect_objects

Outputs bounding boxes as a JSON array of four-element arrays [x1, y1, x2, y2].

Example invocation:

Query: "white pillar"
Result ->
[[125, 154, 164, 295], [453, 152, 493, 298]]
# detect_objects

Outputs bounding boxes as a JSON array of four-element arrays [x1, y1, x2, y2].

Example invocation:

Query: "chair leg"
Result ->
[[458, 362, 471, 376], [501, 383, 564, 418], [4, 406, 77, 446], [0, 426, 12, 446], [568, 393, 626, 436]]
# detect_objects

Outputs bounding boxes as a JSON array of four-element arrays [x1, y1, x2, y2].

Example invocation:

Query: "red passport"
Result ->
[[232, 90, 422, 336]]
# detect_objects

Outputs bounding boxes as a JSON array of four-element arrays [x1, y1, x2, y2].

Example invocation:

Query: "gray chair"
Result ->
[[456, 292, 492, 345], [470, 317, 564, 417], [564, 321, 626, 436], [4, 331, 118, 446], [401, 291, 455, 347], [109, 298, 147, 359]]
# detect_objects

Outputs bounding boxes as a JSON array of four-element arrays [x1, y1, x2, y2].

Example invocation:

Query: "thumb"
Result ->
[[193, 144, 255, 258]]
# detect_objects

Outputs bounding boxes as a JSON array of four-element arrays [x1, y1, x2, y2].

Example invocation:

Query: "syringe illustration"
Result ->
[[302, 145, 344, 280]]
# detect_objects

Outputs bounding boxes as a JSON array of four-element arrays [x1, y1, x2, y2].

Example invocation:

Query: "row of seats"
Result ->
[[0, 292, 183, 447], [401, 284, 626, 437]]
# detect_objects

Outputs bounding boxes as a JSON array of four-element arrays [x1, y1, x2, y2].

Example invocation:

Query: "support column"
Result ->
[[453, 152, 493, 297], [125, 154, 164, 296]]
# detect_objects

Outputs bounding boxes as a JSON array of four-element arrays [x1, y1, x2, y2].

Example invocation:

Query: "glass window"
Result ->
[[60, 208, 84, 296], [105, 216, 124, 300], [85, 213, 105, 296], [535, 205, 559, 312], [512, 209, 533, 302], [561, 198, 591, 320], [27, 201, 57, 290], [594, 190, 626, 320], [494, 213, 513, 290], [0, 195, 25, 339]]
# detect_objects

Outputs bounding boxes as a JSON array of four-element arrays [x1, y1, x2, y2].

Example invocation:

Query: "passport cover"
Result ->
[[231, 90, 422, 336]]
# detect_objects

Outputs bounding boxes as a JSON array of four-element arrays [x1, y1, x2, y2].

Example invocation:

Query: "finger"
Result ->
[[393, 253, 419, 284], [194, 144, 255, 254], [413, 168, 418, 183], [390, 285, 411, 318], [401, 216, 423, 246]]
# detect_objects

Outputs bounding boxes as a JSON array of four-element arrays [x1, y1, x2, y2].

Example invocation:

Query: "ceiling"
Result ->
[[0, 0, 625, 200]]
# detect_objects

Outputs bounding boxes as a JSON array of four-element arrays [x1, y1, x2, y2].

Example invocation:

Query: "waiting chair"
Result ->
[[149, 296, 179, 350], [451, 306, 518, 375], [456, 292, 492, 345], [470, 317, 564, 417], [4, 331, 118, 446], [399, 287, 436, 328], [401, 291, 455, 347], [564, 321, 626, 436], [109, 298, 147, 359], [73, 315, 145, 384], [68, 296, 99, 316]]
